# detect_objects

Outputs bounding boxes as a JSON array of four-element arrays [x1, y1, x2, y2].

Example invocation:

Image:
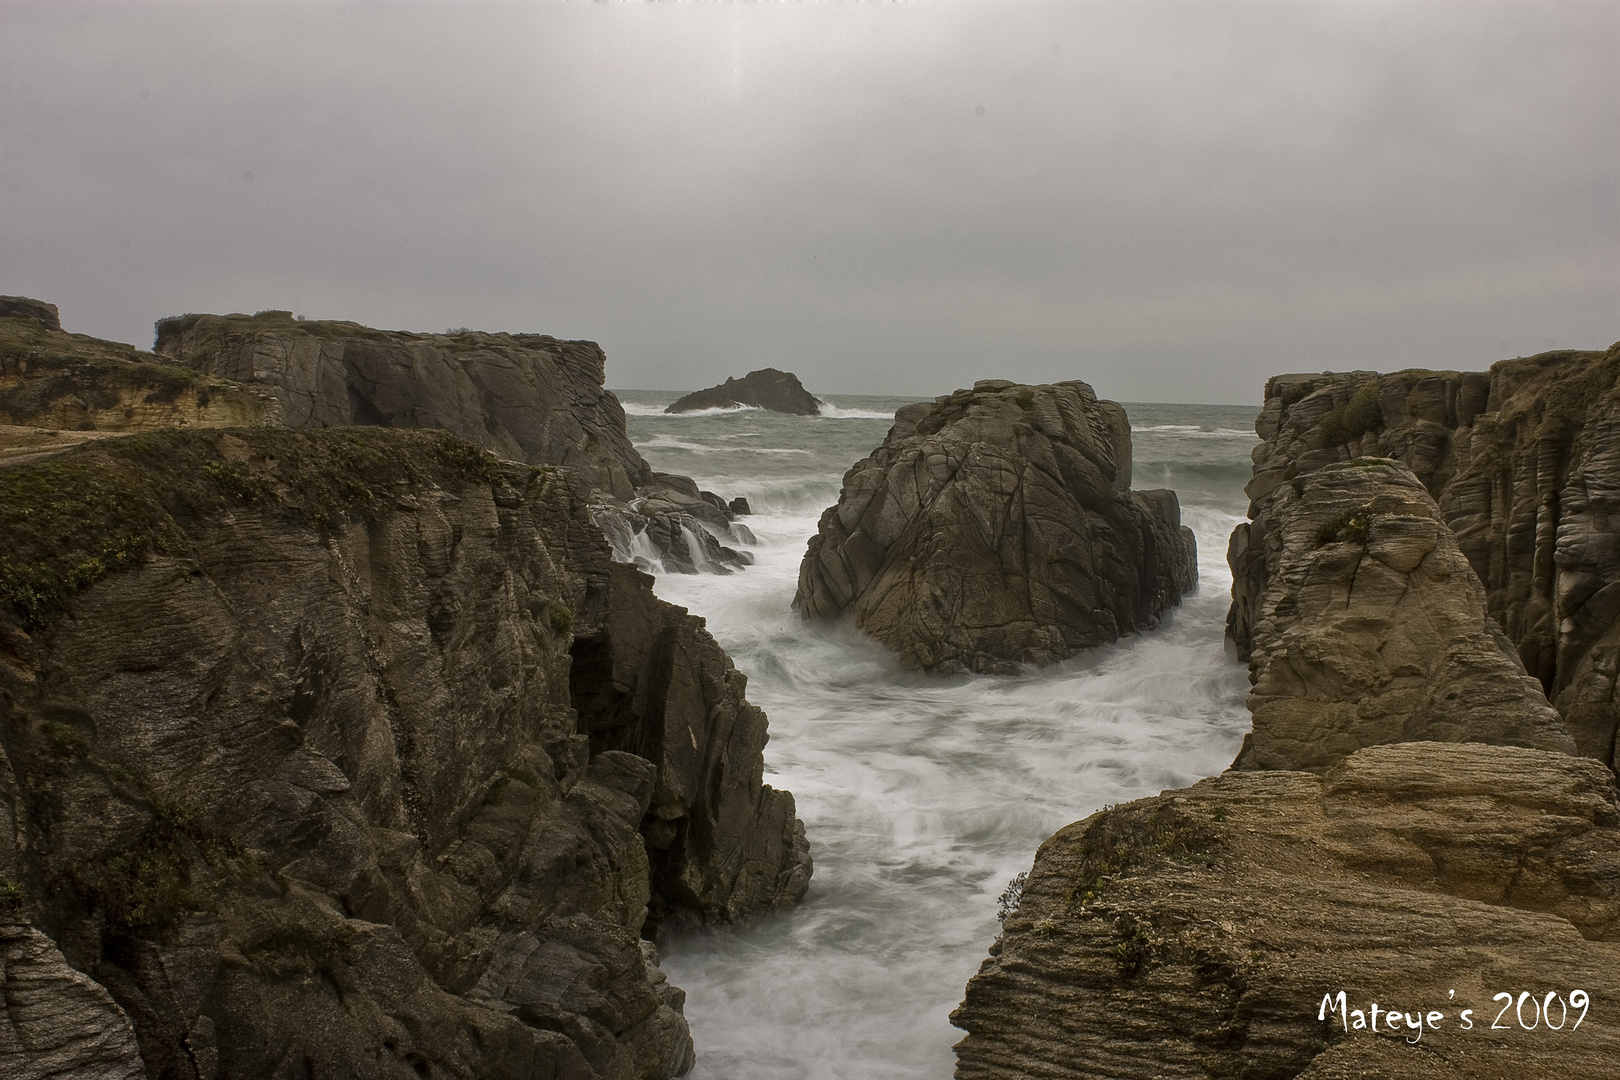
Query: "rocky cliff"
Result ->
[[154, 310, 755, 575], [665, 369, 821, 416], [0, 426, 809, 1078], [1, 305, 278, 443], [1235, 344, 1620, 771], [796, 379, 1196, 675], [954, 349, 1620, 1078], [1227, 457, 1574, 771]]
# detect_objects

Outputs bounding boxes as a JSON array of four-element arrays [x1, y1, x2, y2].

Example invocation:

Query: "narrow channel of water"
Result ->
[[617, 392, 1259, 1079]]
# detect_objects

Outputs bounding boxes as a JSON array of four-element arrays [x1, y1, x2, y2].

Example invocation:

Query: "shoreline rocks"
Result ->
[[1238, 344, 1620, 772], [665, 368, 820, 415], [796, 379, 1196, 675], [0, 424, 807, 1076]]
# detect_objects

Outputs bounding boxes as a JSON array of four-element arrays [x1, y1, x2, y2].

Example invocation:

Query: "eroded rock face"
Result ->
[[0, 923, 145, 1080], [665, 369, 820, 415], [953, 741, 1620, 1080], [0, 427, 807, 1079], [1236, 344, 1620, 770], [1228, 457, 1574, 771], [0, 305, 279, 437], [796, 379, 1196, 675], [152, 310, 755, 576], [155, 311, 653, 501]]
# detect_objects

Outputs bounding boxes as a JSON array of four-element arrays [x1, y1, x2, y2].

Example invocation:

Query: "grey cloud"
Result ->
[[1, 0, 1615, 403]]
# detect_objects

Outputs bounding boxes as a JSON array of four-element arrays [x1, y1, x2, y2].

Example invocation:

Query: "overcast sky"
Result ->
[[3, 1, 1616, 403]]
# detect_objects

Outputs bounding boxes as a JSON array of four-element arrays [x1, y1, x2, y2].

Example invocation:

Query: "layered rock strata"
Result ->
[[665, 368, 821, 416], [953, 742, 1620, 1079], [0, 427, 809, 1078], [1, 306, 278, 438], [796, 379, 1196, 675], [1235, 344, 1620, 770], [153, 309, 752, 574], [1228, 457, 1574, 771]]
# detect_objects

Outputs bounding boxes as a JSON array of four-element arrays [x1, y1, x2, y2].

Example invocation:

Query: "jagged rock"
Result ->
[[665, 369, 820, 415], [0, 922, 146, 1080], [0, 304, 278, 436], [0, 296, 62, 332], [952, 741, 1620, 1079], [151, 310, 755, 575], [795, 379, 1196, 675], [1228, 457, 1575, 771], [1235, 344, 1620, 770], [0, 427, 807, 1078]]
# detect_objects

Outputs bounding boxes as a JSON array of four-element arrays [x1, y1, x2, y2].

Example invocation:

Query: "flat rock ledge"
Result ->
[[665, 368, 821, 415], [795, 379, 1196, 675], [953, 741, 1620, 1080]]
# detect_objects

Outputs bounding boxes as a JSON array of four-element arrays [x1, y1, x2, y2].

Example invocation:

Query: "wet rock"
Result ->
[[795, 379, 1196, 674], [665, 369, 820, 415], [1229, 457, 1574, 771], [953, 741, 1620, 1079]]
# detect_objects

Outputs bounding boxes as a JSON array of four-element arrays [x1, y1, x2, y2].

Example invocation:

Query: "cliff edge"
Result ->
[[0, 426, 809, 1078]]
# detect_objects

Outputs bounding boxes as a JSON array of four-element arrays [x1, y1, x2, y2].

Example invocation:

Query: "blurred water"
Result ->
[[616, 390, 1260, 1079]]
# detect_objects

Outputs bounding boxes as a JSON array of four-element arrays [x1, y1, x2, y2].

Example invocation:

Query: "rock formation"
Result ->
[[665, 368, 821, 416], [0, 426, 809, 1078], [954, 347, 1620, 1078], [1236, 344, 1620, 771], [953, 742, 1620, 1079], [795, 379, 1196, 675], [1, 303, 278, 442], [153, 309, 756, 575], [1228, 457, 1574, 771]]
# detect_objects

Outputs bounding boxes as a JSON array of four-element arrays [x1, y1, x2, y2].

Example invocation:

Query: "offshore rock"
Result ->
[[1234, 345, 1620, 770], [952, 741, 1620, 1079], [0, 301, 278, 444], [665, 368, 821, 415], [1228, 457, 1574, 771], [0, 427, 807, 1078], [152, 310, 754, 574], [796, 379, 1196, 675]]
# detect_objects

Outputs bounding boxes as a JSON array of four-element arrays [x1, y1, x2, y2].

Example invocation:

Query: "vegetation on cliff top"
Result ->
[[0, 313, 206, 423], [0, 426, 510, 630]]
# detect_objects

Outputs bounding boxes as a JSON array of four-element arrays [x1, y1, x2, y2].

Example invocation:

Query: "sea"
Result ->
[[613, 391, 1261, 1079]]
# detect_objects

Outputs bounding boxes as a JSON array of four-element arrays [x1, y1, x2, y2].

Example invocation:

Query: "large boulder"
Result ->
[[795, 379, 1196, 675], [1228, 457, 1574, 771], [664, 368, 820, 415], [1236, 344, 1620, 771], [953, 741, 1620, 1079], [0, 427, 808, 1078]]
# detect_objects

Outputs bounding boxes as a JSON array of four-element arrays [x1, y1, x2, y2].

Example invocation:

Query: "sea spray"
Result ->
[[615, 391, 1259, 1079]]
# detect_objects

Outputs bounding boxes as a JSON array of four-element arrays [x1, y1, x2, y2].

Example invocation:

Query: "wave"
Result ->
[[633, 435, 812, 457], [816, 401, 899, 420], [1133, 425, 1257, 438], [621, 402, 763, 417]]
